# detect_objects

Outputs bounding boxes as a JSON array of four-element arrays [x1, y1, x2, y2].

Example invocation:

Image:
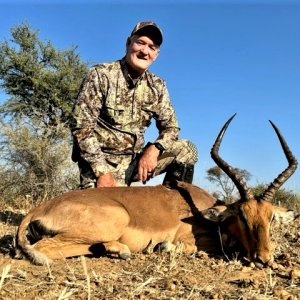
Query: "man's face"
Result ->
[[125, 35, 160, 74]]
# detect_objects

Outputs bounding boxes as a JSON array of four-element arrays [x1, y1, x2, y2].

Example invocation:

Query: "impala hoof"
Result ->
[[155, 241, 175, 252], [119, 252, 131, 260]]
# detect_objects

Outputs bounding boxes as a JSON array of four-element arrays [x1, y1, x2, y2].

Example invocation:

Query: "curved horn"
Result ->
[[210, 114, 253, 201], [259, 120, 298, 202]]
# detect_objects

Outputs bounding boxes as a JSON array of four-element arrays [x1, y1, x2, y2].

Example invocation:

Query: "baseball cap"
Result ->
[[130, 21, 163, 46]]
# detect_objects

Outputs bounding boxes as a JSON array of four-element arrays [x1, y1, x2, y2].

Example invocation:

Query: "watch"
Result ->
[[153, 142, 164, 155]]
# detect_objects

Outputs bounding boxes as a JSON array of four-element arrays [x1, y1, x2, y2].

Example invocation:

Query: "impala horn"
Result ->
[[258, 120, 298, 202], [210, 114, 253, 201]]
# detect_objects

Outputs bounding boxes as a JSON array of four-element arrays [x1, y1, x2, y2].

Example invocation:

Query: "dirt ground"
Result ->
[[0, 208, 299, 300]]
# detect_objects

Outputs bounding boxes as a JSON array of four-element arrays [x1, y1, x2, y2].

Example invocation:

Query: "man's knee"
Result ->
[[185, 140, 198, 165], [172, 140, 198, 165], [159, 140, 198, 186]]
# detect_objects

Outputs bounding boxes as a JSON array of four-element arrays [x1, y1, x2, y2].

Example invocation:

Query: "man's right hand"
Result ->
[[96, 172, 118, 187], [138, 144, 160, 183]]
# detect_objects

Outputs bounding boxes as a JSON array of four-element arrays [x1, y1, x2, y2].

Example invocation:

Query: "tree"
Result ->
[[0, 23, 88, 202], [0, 23, 88, 128], [206, 166, 251, 202]]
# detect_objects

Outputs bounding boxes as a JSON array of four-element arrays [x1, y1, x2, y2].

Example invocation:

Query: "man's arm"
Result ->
[[153, 81, 180, 149], [137, 81, 179, 182], [71, 67, 117, 186]]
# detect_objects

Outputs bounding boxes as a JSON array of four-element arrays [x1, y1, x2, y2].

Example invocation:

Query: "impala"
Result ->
[[16, 115, 298, 266]]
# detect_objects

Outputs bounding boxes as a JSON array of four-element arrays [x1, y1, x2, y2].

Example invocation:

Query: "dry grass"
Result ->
[[0, 198, 299, 300]]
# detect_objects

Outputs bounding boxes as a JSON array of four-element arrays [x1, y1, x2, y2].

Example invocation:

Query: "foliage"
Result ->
[[252, 183, 300, 211], [0, 23, 87, 202], [0, 119, 79, 203], [206, 166, 251, 202], [0, 23, 88, 128]]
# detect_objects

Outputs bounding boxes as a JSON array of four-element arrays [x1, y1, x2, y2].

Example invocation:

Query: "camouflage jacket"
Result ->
[[71, 58, 179, 177]]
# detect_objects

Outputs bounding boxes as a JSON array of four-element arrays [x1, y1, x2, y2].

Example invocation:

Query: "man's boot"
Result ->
[[162, 161, 194, 186]]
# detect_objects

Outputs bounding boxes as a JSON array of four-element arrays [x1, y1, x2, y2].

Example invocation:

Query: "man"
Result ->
[[71, 21, 198, 188]]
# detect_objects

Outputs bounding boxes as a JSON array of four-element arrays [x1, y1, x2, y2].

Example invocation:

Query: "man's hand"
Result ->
[[96, 172, 118, 188], [138, 144, 160, 183]]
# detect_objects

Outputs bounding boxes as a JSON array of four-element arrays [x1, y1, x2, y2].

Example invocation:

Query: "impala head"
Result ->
[[203, 114, 298, 267]]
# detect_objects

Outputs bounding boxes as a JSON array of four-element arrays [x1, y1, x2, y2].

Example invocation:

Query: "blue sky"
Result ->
[[0, 0, 299, 194]]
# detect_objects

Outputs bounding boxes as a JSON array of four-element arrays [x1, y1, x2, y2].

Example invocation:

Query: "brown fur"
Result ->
[[16, 182, 297, 266], [16, 183, 217, 264]]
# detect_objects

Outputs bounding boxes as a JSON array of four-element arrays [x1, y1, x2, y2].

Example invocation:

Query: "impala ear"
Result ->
[[201, 205, 230, 223], [273, 208, 298, 224]]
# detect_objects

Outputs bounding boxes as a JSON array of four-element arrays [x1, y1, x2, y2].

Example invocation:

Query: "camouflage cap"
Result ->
[[130, 21, 163, 46]]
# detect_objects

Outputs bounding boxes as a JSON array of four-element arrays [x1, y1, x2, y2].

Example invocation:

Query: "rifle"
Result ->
[[125, 152, 142, 186]]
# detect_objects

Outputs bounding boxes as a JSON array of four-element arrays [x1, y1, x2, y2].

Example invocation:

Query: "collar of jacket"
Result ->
[[120, 57, 148, 88]]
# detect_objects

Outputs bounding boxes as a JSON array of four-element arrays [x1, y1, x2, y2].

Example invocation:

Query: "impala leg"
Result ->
[[177, 233, 198, 253], [155, 241, 176, 252], [182, 242, 197, 253], [102, 241, 131, 259], [156, 240, 197, 253], [33, 237, 92, 260]]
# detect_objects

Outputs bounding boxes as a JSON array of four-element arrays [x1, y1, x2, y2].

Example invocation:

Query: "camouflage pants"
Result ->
[[77, 139, 198, 189]]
